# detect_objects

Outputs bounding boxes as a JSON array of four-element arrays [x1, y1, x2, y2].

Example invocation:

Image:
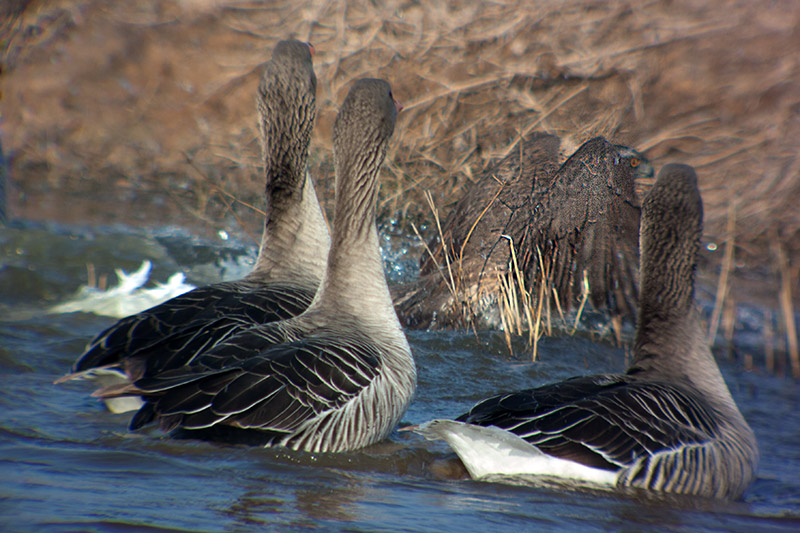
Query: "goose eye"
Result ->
[[630, 158, 640, 168]]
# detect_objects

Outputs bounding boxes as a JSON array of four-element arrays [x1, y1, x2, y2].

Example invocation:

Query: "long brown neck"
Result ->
[[261, 93, 315, 210], [306, 78, 402, 338], [314, 142, 392, 321], [628, 167, 741, 418], [630, 172, 703, 378], [250, 170, 330, 288], [330, 143, 384, 251], [250, 76, 329, 287]]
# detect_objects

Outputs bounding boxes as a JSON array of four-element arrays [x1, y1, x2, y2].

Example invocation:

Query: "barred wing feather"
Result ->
[[135, 335, 381, 436], [458, 376, 718, 471], [75, 281, 315, 377]]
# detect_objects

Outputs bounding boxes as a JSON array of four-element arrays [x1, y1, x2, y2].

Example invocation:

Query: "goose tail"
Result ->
[[416, 419, 618, 485]]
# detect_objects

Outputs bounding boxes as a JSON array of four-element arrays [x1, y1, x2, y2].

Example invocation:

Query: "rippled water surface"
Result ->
[[2, 221, 799, 532]]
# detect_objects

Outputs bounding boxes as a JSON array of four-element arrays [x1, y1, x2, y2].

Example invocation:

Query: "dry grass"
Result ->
[[494, 239, 605, 360], [2, 0, 799, 369]]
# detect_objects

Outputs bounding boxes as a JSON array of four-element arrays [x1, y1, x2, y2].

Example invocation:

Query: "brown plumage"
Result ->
[[394, 136, 651, 332], [61, 40, 329, 391], [420, 133, 562, 279], [417, 164, 758, 500], [94, 79, 416, 453]]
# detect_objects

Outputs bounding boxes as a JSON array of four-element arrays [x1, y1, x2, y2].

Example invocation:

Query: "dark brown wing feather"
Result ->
[[129, 332, 382, 445], [457, 375, 718, 471], [534, 137, 643, 318], [395, 134, 561, 329], [421, 133, 562, 277], [73, 280, 316, 379]]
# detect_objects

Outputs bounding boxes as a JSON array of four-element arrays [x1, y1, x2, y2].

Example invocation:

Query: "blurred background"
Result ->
[[2, 0, 799, 369]]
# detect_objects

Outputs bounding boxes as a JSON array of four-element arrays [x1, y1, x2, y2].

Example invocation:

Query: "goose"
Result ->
[[95, 79, 417, 453], [416, 164, 758, 500], [394, 136, 650, 332], [59, 40, 330, 399]]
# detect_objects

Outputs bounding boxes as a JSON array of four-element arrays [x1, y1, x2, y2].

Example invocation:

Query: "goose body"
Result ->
[[61, 40, 330, 391], [394, 136, 650, 331], [99, 79, 416, 453], [417, 164, 758, 499]]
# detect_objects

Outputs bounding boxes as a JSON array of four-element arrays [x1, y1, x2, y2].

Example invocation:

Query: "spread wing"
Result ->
[[395, 134, 561, 329], [395, 135, 646, 328], [420, 133, 562, 276], [457, 375, 718, 471], [71, 280, 315, 379], [534, 138, 643, 318]]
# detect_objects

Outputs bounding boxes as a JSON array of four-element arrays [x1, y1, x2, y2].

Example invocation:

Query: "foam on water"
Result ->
[[48, 260, 196, 318]]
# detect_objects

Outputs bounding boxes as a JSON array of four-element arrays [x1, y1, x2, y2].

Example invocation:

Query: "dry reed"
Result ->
[[2, 0, 799, 367], [774, 240, 800, 378], [707, 199, 736, 345]]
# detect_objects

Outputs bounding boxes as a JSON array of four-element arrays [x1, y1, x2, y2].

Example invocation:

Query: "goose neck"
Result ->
[[250, 171, 330, 286], [313, 155, 393, 321]]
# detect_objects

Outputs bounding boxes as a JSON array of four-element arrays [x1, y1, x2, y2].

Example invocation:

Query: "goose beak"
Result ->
[[306, 42, 315, 56], [394, 99, 404, 113]]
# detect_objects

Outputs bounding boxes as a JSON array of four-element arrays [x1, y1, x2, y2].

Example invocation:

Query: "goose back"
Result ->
[[100, 79, 416, 453], [417, 163, 758, 499]]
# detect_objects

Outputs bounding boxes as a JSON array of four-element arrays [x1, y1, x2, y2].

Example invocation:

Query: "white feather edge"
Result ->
[[416, 419, 618, 485]]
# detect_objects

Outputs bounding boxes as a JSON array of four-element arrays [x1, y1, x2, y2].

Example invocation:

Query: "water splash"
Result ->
[[48, 260, 195, 318]]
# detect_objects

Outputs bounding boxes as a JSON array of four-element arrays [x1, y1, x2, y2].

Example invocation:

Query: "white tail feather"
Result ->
[[416, 419, 617, 485]]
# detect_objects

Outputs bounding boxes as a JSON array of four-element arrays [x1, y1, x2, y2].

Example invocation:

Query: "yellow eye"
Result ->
[[630, 158, 640, 168]]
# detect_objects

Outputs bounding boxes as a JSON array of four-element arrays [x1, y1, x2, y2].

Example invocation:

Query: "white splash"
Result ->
[[49, 260, 195, 318]]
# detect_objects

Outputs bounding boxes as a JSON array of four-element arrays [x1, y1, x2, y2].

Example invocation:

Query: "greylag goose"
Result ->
[[394, 136, 650, 331], [96, 79, 417, 453], [60, 40, 330, 395], [417, 164, 758, 500]]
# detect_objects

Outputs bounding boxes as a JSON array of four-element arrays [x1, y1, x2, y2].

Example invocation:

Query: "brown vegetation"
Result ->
[[2, 0, 799, 370]]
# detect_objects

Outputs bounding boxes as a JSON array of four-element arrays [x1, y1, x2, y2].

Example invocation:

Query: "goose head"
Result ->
[[257, 39, 317, 204], [330, 79, 400, 246], [638, 163, 703, 322]]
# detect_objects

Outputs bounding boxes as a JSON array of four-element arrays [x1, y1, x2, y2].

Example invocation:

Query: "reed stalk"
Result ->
[[708, 199, 736, 344], [774, 240, 799, 378]]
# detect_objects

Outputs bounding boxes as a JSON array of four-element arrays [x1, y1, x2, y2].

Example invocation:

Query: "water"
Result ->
[[2, 220, 799, 532]]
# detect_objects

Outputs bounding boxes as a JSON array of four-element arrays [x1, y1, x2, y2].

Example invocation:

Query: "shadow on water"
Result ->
[[1, 222, 799, 531]]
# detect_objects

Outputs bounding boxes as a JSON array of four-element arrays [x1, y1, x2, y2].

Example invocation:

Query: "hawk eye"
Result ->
[[630, 158, 640, 168]]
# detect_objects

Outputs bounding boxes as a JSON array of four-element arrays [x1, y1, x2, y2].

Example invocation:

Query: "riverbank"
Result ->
[[2, 0, 798, 371]]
